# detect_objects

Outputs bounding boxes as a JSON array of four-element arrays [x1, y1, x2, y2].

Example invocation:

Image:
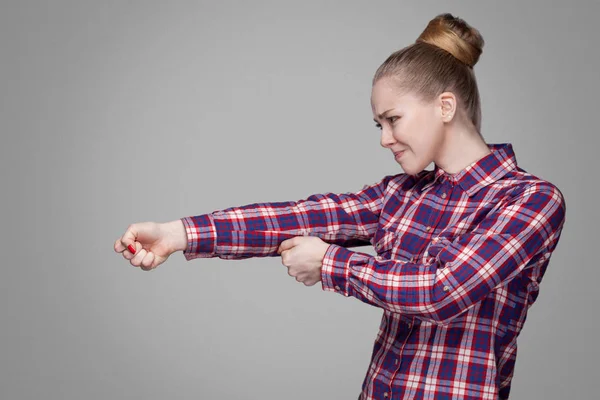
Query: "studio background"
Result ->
[[1, 1, 597, 399]]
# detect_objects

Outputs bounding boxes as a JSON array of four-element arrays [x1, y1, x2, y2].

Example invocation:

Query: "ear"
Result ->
[[438, 92, 457, 123]]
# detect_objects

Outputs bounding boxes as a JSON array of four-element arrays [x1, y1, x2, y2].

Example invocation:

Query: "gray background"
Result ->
[[1, 0, 597, 399]]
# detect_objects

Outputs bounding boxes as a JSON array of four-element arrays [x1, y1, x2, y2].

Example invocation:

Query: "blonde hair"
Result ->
[[373, 13, 485, 133]]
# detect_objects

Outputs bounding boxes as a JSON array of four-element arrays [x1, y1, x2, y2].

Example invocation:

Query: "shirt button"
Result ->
[[425, 226, 431, 232], [335, 285, 341, 290], [433, 237, 439, 242], [384, 393, 389, 398], [395, 358, 399, 365], [443, 286, 450, 292], [441, 192, 447, 199]]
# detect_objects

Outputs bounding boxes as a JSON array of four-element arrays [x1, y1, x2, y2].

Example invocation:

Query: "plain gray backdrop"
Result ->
[[1, 1, 597, 399]]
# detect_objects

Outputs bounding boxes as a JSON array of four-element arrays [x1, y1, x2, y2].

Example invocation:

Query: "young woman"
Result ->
[[114, 13, 566, 400]]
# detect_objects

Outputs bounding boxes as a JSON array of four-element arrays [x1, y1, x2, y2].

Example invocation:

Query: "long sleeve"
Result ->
[[321, 183, 567, 325], [181, 174, 397, 260]]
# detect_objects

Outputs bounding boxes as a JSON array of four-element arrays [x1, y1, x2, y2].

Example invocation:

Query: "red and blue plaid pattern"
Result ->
[[181, 143, 566, 400]]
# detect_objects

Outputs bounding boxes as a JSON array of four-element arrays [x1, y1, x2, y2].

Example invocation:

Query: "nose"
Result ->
[[380, 126, 396, 149]]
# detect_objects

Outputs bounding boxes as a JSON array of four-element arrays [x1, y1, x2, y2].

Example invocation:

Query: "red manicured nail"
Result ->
[[128, 244, 136, 254]]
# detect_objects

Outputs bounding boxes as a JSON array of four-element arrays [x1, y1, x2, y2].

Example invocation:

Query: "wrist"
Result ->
[[163, 219, 188, 253], [320, 242, 331, 263]]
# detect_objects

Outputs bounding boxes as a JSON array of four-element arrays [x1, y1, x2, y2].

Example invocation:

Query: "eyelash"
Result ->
[[374, 116, 399, 130]]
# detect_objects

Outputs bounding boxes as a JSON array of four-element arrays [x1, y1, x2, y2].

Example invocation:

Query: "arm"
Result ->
[[321, 184, 567, 325], [181, 174, 397, 260]]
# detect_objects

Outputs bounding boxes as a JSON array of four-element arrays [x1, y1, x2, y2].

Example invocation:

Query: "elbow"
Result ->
[[403, 292, 468, 327], [409, 307, 459, 327]]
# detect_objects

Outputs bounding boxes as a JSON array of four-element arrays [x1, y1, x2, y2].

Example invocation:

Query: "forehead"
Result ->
[[370, 77, 419, 111]]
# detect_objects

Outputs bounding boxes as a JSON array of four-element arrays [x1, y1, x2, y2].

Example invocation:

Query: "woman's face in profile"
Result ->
[[371, 77, 445, 175]]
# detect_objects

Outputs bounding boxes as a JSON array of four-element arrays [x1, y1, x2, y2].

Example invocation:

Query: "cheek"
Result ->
[[419, 114, 443, 144], [410, 124, 442, 162]]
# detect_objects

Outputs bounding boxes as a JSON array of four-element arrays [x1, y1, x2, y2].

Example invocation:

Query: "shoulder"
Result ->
[[499, 167, 566, 222], [505, 167, 564, 201]]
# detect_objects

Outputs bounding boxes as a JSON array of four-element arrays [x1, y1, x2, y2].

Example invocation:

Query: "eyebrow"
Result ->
[[373, 108, 395, 122]]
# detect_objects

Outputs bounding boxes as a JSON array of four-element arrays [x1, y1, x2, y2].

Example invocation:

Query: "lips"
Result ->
[[394, 150, 405, 159]]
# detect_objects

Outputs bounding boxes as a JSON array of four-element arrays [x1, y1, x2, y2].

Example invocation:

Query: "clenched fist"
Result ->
[[277, 236, 330, 286], [114, 220, 188, 271]]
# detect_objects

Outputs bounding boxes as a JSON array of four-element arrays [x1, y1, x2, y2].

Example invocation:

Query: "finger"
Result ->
[[115, 238, 137, 255], [130, 248, 147, 268], [278, 237, 300, 253], [141, 252, 156, 271], [114, 238, 125, 253], [119, 224, 139, 254], [280, 250, 290, 266], [121, 241, 138, 260]]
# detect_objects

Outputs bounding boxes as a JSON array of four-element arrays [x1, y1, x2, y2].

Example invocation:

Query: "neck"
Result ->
[[435, 122, 491, 175]]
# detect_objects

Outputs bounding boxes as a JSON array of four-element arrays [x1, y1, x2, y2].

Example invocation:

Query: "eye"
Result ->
[[388, 116, 400, 123], [374, 123, 382, 130]]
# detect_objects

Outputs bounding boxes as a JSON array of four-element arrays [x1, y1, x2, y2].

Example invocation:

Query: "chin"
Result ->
[[401, 167, 419, 176], [400, 162, 426, 176]]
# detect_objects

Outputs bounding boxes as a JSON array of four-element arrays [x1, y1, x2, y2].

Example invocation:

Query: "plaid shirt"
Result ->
[[181, 143, 566, 400]]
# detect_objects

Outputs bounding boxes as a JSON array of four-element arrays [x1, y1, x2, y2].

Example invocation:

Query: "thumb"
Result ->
[[277, 237, 299, 254], [120, 224, 139, 254]]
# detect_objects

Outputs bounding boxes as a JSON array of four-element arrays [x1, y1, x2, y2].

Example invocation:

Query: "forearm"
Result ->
[[180, 177, 395, 260], [320, 186, 567, 324], [180, 201, 374, 261]]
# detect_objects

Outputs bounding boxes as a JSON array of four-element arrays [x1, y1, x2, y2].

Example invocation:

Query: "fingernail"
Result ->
[[128, 244, 136, 254]]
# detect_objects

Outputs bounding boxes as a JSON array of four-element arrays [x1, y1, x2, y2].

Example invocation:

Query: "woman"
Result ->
[[114, 13, 566, 400]]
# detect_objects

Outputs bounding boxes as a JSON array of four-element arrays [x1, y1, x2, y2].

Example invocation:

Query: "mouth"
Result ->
[[393, 150, 405, 160]]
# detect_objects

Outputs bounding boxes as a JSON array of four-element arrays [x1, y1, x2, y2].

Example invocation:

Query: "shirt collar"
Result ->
[[417, 143, 518, 197]]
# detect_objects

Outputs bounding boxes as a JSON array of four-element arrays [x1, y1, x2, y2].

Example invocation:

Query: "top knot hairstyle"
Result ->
[[373, 13, 485, 133]]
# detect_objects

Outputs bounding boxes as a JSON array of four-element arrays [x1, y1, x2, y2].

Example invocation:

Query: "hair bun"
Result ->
[[416, 13, 484, 68]]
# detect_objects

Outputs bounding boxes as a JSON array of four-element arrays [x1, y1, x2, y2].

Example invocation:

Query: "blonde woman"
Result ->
[[115, 13, 566, 400]]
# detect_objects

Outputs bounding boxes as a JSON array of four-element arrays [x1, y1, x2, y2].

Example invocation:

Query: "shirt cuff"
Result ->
[[321, 244, 353, 296], [180, 215, 217, 260]]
